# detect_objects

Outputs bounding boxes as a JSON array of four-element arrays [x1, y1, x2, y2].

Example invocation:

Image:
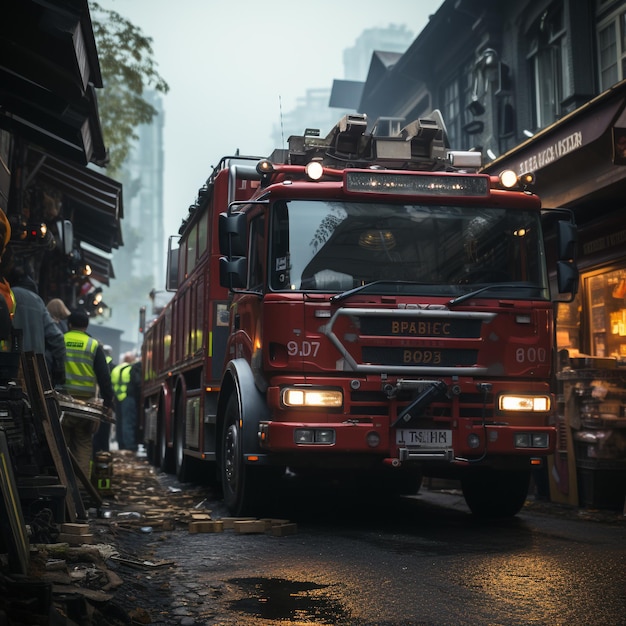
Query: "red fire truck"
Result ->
[[140, 112, 578, 518]]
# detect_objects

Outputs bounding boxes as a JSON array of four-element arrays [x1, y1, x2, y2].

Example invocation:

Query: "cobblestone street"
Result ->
[[2, 449, 624, 625]]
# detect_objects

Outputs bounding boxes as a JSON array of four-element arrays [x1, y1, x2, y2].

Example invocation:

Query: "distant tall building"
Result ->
[[103, 89, 165, 347], [271, 24, 414, 147], [124, 89, 165, 290]]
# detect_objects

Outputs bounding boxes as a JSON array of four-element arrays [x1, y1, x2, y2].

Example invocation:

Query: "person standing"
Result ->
[[111, 353, 140, 452], [62, 310, 114, 478], [47, 298, 71, 334], [8, 267, 66, 387]]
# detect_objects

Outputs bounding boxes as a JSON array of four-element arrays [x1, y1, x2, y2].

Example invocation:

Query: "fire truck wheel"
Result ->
[[460, 468, 530, 518], [221, 395, 265, 516]]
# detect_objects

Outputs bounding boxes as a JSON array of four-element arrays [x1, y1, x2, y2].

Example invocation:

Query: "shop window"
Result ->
[[586, 267, 626, 361], [560, 265, 626, 364], [597, 7, 626, 90], [556, 293, 582, 356], [527, 4, 570, 129]]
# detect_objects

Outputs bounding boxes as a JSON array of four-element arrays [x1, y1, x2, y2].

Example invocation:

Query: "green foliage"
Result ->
[[89, 2, 169, 175]]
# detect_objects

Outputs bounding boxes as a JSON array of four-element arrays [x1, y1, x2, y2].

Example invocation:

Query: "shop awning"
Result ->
[[27, 149, 123, 284], [482, 80, 626, 208], [0, 0, 106, 166], [81, 244, 115, 286]]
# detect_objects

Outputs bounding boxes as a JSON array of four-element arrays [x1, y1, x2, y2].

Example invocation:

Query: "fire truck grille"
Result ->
[[349, 391, 495, 420]]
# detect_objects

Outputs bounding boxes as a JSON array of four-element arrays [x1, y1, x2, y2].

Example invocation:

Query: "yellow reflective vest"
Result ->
[[64, 329, 98, 398], [111, 363, 132, 402]]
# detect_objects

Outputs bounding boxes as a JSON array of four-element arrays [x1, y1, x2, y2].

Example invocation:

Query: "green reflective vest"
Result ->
[[64, 330, 98, 398], [111, 363, 132, 402]]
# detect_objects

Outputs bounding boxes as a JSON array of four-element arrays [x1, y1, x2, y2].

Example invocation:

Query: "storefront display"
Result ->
[[555, 265, 626, 510]]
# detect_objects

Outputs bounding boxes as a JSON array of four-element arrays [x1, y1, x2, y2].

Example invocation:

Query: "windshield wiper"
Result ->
[[330, 280, 432, 303], [448, 283, 540, 307]]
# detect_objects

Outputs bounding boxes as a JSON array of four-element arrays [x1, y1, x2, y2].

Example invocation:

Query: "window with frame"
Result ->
[[527, 3, 570, 129], [442, 80, 460, 148], [598, 6, 626, 90]]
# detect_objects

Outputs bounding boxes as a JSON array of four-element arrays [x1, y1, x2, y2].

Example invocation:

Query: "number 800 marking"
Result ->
[[287, 341, 320, 357], [515, 347, 547, 363]]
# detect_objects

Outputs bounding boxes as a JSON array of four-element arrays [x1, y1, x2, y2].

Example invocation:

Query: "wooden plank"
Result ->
[[21, 352, 86, 522], [188, 520, 224, 533], [0, 429, 30, 574], [233, 520, 267, 534], [70, 449, 103, 508], [60, 523, 90, 535], [270, 523, 298, 537]]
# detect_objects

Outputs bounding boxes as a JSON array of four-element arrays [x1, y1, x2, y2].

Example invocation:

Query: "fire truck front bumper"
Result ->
[[258, 420, 555, 465], [258, 420, 389, 453]]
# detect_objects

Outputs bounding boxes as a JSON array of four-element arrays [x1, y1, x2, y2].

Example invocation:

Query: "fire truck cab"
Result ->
[[141, 111, 578, 518]]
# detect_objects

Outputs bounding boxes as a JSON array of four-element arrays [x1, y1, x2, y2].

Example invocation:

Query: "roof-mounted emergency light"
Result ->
[[498, 169, 535, 190], [305, 160, 324, 181], [256, 159, 274, 175], [447, 151, 483, 169]]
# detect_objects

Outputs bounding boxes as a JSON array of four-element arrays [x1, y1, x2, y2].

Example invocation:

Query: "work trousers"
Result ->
[[61, 414, 98, 479], [116, 396, 138, 451]]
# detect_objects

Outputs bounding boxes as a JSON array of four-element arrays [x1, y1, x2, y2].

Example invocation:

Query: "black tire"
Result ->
[[221, 395, 282, 516], [461, 468, 530, 518]]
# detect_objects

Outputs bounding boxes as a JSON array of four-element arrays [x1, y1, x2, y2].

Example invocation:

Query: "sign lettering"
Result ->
[[391, 321, 451, 336], [518, 130, 582, 174]]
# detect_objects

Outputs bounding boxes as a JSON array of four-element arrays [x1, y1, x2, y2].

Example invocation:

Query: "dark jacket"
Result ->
[[12, 285, 66, 385]]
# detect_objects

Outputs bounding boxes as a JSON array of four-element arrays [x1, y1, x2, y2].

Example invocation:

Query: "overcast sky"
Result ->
[[96, 0, 443, 242]]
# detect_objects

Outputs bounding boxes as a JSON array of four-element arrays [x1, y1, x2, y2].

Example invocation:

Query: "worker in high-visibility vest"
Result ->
[[62, 309, 114, 477], [111, 352, 140, 451]]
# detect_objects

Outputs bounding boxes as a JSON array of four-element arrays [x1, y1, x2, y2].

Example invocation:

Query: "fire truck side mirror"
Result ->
[[219, 212, 247, 258], [555, 219, 579, 300], [556, 260, 579, 298], [556, 220, 577, 261], [219, 256, 247, 289]]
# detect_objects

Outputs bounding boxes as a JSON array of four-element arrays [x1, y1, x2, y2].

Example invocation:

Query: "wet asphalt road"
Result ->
[[109, 465, 626, 626]]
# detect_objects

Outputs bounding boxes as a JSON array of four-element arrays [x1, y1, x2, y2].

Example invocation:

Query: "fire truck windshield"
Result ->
[[269, 200, 549, 298]]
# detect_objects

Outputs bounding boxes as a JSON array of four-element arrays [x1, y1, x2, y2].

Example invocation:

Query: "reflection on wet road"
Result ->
[[148, 478, 626, 625]]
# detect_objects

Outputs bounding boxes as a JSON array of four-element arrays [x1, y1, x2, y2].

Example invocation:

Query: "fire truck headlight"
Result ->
[[514, 433, 550, 449], [294, 428, 336, 445], [467, 433, 481, 449], [499, 394, 551, 412], [366, 431, 380, 448], [282, 388, 343, 408]]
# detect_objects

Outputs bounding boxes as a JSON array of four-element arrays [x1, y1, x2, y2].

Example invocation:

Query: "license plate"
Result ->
[[396, 429, 452, 448]]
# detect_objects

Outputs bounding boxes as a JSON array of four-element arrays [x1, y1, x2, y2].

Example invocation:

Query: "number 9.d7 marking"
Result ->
[[287, 340, 321, 357]]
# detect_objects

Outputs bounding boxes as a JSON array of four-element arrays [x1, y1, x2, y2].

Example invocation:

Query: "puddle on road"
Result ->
[[227, 576, 350, 624]]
